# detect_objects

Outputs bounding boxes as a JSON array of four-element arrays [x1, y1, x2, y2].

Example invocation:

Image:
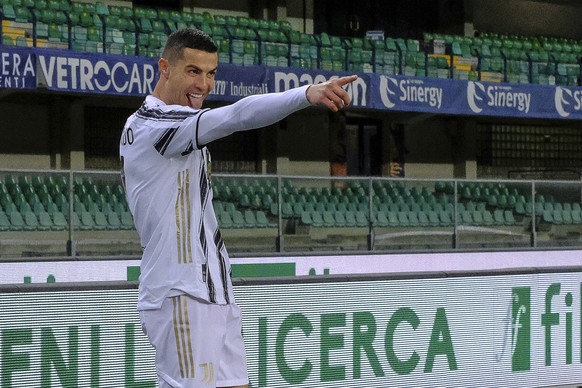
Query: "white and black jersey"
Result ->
[[120, 85, 310, 310]]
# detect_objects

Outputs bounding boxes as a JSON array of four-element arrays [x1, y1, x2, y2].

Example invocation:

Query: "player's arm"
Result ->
[[196, 75, 358, 147]]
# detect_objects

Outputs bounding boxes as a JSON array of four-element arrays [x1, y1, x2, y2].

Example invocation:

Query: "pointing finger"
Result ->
[[335, 75, 358, 87]]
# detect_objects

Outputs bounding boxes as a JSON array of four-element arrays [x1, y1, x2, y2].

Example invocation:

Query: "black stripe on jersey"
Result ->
[[194, 108, 211, 149], [214, 229, 230, 304], [181, 141, 194, 156], [199, 154, 209, 211], [207, 269, 216, 303], [154, 127, 179, 155], [136, 104, 198, 122], [199, 222, 208, 260]]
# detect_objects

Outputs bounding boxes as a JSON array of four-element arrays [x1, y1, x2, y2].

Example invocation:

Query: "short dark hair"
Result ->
[[162, 28, 218, 62]]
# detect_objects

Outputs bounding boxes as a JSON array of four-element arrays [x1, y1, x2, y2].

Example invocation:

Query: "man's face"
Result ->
[[161, 48, 218, 109]]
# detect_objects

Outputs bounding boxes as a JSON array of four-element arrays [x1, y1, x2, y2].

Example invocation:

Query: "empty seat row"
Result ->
[[0, 207, 134, 232], [217, 209, 275, 229]]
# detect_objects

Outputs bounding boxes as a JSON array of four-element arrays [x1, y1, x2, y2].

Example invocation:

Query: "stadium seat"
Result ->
[[322, 211, 335, 227], [373, 211, 388, 227], [217, 212, 232, 228], [9, 211, 27, 231], [94, 210, 109, 230], [232, 210, 245, 228], [0, 212, 10, 231], [243, 210, 257, 228], [256, 210, 274, 228], [120, 211, 134, 230], [79, 211, 98, 230], [561, 209, 573, 225], [396, 211, 409, 227]]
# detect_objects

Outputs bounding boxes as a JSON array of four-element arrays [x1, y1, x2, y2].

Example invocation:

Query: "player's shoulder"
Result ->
[[136, 95, 200, 123]]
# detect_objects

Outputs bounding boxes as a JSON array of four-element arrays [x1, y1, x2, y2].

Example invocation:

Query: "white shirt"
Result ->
[[120, 85, 310, 309]]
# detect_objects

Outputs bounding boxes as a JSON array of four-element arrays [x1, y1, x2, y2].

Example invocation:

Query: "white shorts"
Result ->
[[139, 295, 248, 387]]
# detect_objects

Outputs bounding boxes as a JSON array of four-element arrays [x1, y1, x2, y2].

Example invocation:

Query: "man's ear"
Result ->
[[158, 58, 169, 78]]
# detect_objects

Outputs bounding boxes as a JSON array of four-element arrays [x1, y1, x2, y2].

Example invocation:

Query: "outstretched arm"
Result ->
[[196, 75, 359, 147]]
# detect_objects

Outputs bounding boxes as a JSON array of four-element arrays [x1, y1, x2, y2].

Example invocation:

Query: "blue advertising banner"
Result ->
[[266, 66, 372, 108], [1, 46, 582, 120], [0, 45, 36, 89], [369, 73, 582, 120], [34, 48, 157, 95], [207, 63, 269, 102], [209, 65, 372, 108]]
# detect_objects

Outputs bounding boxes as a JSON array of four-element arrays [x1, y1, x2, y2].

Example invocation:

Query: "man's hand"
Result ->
[[306, 75, 358, 112], [389, 162, 403, 177]]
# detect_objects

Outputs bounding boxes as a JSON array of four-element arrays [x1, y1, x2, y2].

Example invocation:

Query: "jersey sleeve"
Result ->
[[144, 85, 311, 158], [195, 85, 311, 147]]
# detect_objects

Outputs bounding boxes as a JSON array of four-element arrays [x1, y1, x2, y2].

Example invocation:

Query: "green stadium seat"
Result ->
[[80, 211, 99, 230], [2, 35, 14, 46], [355, 211, 368, 227], [0, 211, 10, 231], [26, 210, 49, 231], [9, 211, 26, 231], [472, 210, 484, 225], [373, 211, 389, 227], [417, 211, 430, 227], [384, 211, 397, 227], [218, 211, 232, 228], [47, 210, 65, 230], [232, 210, 245, 228], [94, 210, 110, 230], [552, 209, 564, 225], [106, 211, 121, 229], [408, 211, 420, 227], [243, 210, 257, 228], [439, 210, 453, 227], [397, 211, 410, 227], [14, 6, 32, 22], [571, 210, 582, 224], [425, 211, 438, 227], [333, 211, 347, 227], [300, 210, 313, 226], [11, 34, 30, 48], [341, 211, 355, 227], [561, 209, 573, 225], [256, 210, 274, 228], [310, 211, 324, 227], [322, 211, 335, 227]]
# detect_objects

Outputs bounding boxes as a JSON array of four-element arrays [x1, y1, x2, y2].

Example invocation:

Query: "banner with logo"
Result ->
[[207, 63, 270, 102], [240, 272, 582, 387], [1, 270, 581, 387], [265, 66, 371, 108], [35, 48, 157, 95], [0, 46, 36, 89], [3, 46, 582, 119], [370, 74, 582, 119]]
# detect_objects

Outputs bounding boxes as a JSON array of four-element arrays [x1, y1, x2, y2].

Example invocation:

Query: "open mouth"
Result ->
[[186, 92, 203, 108]]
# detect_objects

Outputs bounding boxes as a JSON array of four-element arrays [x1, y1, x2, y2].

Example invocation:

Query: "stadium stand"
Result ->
[[1, 2, 582, 253], [1, 1, 581, 85], [0, 170, 581, 253]]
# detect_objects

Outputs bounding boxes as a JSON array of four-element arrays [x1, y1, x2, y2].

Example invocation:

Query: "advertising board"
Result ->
[[0, 270, 581, 387]]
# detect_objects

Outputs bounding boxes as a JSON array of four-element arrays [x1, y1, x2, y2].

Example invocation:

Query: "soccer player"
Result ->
[[120, 28, 357, 388]]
